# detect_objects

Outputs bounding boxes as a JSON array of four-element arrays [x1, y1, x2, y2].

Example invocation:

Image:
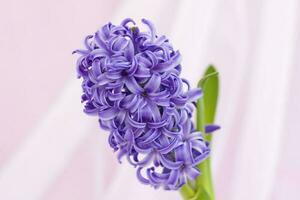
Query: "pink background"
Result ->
[[0, 0, 299, 199]]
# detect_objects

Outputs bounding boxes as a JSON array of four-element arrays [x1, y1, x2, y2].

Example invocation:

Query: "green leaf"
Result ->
[[195, 65, 219, 200], [198, 65, 219, 141]]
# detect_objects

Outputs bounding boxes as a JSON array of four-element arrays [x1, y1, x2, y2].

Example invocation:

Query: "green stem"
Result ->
[[196, 65, 219, 200], [197, 157, 215, 200], [180, 65, 219, 200], [195, 97, 215, 200], [180, 183, 195, 200]]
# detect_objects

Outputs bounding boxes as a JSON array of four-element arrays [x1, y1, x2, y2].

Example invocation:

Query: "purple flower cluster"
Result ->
[[74, 18, 211, 190]]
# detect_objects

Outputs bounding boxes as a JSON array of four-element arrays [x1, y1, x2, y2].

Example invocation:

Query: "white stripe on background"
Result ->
[[0, 79, 94, 200], [231, 0, 298, 200]]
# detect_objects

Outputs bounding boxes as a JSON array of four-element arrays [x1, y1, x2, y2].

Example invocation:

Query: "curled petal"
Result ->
[[151, 169, 169, 181], [144, 73, 161, 93], [134, 66, 151, 78], [144, 50, 158, 68], [83, 102, 98, 115], [139, 130, 161, 145], [194, 151, 210, 166], [106, 81, 123, 89], [108, 133, 118, 151], [158, 137, 180, 154], [144, 100, 161, 121], [73, 49, 90, 55], [182, 120, 192, 136], [134, 128, 144, 137], [92, 74, 110, 86], [147, 119, 168, 129], [148, 90, 169, 98], [125, 77, 143, 94], [112, 129, 124, 144], [109, 36, 129, 52], [159, 154, 183, 169], [99, 107, 119, 120], [137, 167, 150, 185], [124, 129, 134, 143], [119, 94, 138, 109], [84, 35, 94, 50], [147, 168, 167, 185], [117, 148, 127, 163], [90, 48, 109, 58], [190, 140, 207, 154], [124, 40, 135, 61], [134, 143, 153, 154], [131, 97, 145, 113], [121, 18, 136, 27], [107, 91, 125, 101], [99, 119, 111, 131], [127, 115, 146, 129], [142, 18, 156, 41], [186, 131, 203, 141], [154, 35, 167, 46], [110, 26, 127, 34], [179, 110, 188, 124], [127, 57, 138, 76], [170, 95, 188, 107], [152, 51, 181, 72], [184, 167, 200, 180], [181, 78, 191, 90], [94, 31, 108, 51], [115, 111, 126, 124], [166, 169, 180, 188], [153, 98, 170, 107], [176, 141, 193, 164], [162, 126, 182, 137], [185, 88, 202, 102]]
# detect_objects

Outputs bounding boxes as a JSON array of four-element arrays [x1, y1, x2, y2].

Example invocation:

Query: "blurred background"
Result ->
[[0, 0, 299, 199]]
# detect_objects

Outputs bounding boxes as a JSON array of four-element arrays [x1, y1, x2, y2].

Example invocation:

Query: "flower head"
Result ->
[[74, 18, 210, 190]]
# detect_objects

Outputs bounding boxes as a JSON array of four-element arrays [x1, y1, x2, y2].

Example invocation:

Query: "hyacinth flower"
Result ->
[[73, 18, 220, 200]]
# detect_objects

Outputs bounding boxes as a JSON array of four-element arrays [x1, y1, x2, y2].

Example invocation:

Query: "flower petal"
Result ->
[[205, 124, 221, 133], [127, 115, 146, 129], [185, 88, 202, 102], [152, 51, 181, 72], [159, 154, 183, 169], [144, 73, 161, 93], [137, 167, 150, 185], [184, 167, 200, 180], [124, 77, 143, 94], [99, 107, 119, 120]]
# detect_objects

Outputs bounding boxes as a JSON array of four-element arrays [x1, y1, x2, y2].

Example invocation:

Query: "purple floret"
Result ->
[[74, 18, 211, 190]]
